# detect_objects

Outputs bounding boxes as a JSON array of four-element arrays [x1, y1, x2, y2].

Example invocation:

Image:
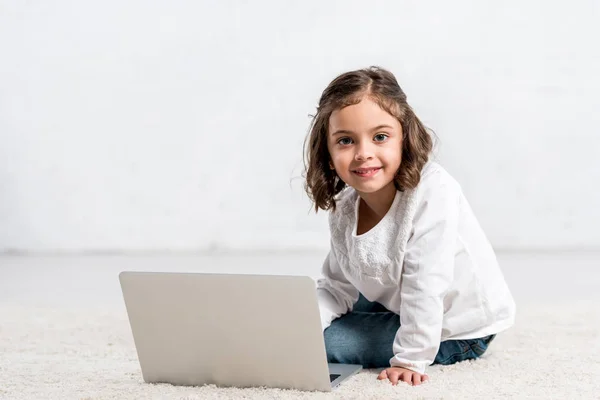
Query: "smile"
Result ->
[[352, 167, 382, 178]]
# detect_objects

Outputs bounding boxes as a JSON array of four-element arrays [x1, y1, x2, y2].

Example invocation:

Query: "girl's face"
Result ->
[[327, 97, 402, 196]]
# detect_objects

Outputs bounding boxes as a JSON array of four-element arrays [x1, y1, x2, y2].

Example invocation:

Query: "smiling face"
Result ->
[[327, 97, 403, 196]]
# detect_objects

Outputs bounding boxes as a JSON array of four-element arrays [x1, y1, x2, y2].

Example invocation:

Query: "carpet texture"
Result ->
[[1, 302, 599, 399]]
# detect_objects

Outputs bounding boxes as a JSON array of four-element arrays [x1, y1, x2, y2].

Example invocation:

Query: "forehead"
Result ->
[[328, 98, 399, 131]]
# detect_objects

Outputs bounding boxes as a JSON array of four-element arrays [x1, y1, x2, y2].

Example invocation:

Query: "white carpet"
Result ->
[[1, 301, 599, 400]]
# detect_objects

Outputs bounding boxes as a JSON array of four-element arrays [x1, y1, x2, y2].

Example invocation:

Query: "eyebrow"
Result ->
[[330, 124, 395, 136]]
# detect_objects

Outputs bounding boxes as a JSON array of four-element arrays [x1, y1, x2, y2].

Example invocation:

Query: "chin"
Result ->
[[350, 179, 396, 194], [351, 183, 387, 194]]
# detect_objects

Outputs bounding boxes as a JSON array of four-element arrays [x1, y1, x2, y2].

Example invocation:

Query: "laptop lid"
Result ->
[[119, 272, 333, 392]]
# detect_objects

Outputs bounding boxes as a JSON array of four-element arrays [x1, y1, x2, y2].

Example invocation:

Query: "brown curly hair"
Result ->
[[303, 66, 435, 212]]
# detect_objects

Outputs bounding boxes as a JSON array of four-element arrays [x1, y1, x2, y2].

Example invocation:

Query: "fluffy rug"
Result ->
[[1, 301, 599, 399]]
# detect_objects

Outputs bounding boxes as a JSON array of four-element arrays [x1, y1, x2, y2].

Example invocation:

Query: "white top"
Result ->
[[317, 161, 516, 374]]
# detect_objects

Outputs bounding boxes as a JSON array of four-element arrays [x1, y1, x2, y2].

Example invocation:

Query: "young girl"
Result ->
[[304, 67, 515, 387]]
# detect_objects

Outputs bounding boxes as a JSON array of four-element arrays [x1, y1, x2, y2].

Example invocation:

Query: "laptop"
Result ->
[[119, 271, 362, 392]]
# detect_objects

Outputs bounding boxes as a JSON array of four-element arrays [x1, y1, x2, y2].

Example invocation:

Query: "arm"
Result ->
[[316, 242, 359, 331], [390, 172, 461, 374]]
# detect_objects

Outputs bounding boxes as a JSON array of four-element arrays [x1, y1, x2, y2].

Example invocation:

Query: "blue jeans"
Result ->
[[324, 294, 495, 369]]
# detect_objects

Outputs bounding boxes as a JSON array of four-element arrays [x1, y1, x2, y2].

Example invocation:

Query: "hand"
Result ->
[[377, 366, 429, 386]]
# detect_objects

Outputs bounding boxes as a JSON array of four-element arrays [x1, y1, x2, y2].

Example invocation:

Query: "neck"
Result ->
[[357, 183, 397, 219]]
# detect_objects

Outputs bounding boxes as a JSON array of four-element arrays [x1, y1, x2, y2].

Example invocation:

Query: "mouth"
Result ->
[[352, 167, 382, 178]]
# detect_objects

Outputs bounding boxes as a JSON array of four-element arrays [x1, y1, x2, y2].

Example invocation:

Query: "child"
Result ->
[[303, 66, 515, 386]]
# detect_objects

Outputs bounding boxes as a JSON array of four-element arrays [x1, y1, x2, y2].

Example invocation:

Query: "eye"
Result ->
[[374, 133, 388, 142], [337, 137, 353, 145]]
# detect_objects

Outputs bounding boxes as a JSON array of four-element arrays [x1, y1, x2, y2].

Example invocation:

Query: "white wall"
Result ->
[[1, 0, 599, 253]]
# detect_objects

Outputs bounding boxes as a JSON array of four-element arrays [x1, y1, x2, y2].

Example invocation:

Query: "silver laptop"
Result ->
[[119, 271, 362, 392]]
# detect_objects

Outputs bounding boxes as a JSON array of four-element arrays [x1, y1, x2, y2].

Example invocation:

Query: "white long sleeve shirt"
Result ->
[[317, 161, 516, 374]]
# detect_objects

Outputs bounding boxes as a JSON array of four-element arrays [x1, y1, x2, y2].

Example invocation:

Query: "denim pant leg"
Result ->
[[324, 294, 495, 368]]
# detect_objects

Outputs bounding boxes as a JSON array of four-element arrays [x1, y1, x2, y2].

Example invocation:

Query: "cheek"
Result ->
[[382, 147, 402, 165], [330, 149, 349, 164]]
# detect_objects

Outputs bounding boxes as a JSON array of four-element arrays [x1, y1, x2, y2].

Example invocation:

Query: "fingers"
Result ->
[[398, 372, 427, 386], [377, 368, 430, 386], [388, 370, 400, 386], [411, 373, 429, 386], [378, 368, 400, 385], [401, 372, 412, 385], [413, 374, 422, 386]]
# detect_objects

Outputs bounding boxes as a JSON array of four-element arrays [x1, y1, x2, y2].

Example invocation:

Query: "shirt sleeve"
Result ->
[[390, 171, 461, 374], [316, 242, 360, 331]]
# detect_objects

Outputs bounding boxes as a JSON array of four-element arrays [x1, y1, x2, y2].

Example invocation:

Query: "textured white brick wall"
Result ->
[[1, 0, 599, 252]]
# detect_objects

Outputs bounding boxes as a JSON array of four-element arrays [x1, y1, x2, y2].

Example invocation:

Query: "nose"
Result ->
[[354, 141, 374, 161]]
